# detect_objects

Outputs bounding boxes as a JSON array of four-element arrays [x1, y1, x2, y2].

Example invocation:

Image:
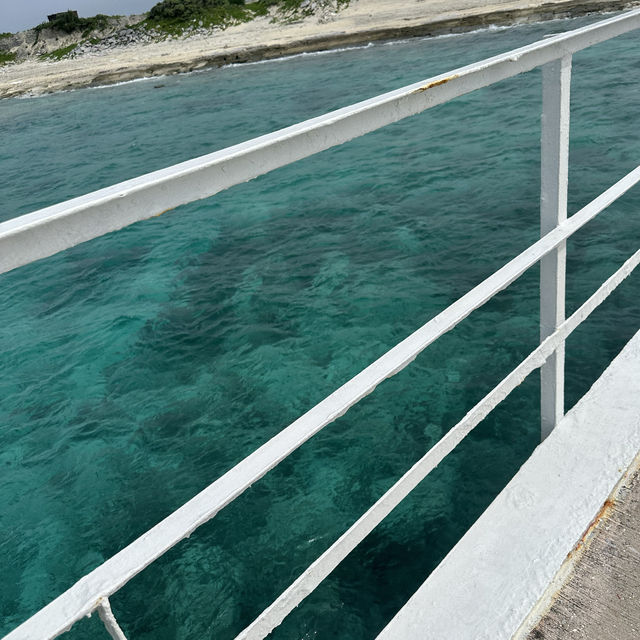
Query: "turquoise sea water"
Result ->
[[1, 15, 639, 639]]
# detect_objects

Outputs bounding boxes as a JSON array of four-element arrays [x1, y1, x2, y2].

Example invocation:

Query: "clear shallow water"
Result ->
[[1, 15, 639, 640]]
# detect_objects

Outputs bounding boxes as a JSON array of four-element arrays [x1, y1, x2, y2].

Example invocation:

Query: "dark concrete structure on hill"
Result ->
[[47, 11, 78, 23]]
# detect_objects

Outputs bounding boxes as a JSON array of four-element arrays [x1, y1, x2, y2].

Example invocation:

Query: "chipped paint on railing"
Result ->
[[412, 74, 460, 92]]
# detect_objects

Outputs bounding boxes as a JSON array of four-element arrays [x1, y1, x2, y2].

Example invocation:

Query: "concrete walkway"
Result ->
[[524, 454, 640, 639]]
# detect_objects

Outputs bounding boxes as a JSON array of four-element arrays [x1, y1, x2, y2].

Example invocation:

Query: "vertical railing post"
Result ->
[[540, 55, 571, 441], [97, 598, 128, 640]]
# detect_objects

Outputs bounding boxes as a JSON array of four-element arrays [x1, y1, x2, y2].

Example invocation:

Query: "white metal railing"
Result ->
[[3, 9, 640, 640]]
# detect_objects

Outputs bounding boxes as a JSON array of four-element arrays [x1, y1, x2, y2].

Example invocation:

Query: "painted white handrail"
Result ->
[[3, 8, 640, 640], [236, 245, 640, 640], [2, 8, 640, 277]]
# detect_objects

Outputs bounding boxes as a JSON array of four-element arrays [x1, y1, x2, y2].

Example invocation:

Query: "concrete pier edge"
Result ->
[[377, 329, 640, 640]]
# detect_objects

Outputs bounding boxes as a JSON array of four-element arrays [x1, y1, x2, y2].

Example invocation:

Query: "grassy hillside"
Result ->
[[144, 0, 349, 32], [145, 0, 268, 33]]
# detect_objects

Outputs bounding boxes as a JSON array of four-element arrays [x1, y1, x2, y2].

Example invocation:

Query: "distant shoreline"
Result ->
[[1, 0, 639, 99]]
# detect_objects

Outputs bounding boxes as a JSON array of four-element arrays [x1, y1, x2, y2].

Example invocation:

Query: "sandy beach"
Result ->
[[0, 0, 638, 99]]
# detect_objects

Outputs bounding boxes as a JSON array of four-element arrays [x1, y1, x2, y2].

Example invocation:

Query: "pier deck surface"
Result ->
[[525, 454, 640, 640], [377, 329, 640, 640]]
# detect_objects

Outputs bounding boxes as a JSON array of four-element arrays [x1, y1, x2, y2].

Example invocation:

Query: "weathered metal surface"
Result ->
[[540, 55, 571, 440], [235, 249, 640, 640], [377, 329, 640, 640], [1, 8, 640, 277], [413, 74, 460, 92], [521, 455, 640, 639]]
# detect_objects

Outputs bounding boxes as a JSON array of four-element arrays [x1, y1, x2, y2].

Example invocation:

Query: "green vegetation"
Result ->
[[149, 0, 244, 22], [268, 0, 350, 18], [144, 0, 349, 33], [34, 12, 110, 37], [145, 0, 269, 33], [40, 43, 78, 60], [0, 32, 12, 39], [0, 51, 17, 64]]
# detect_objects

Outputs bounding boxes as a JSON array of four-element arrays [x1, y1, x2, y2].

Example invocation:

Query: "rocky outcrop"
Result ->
[[0, 1, 344, 64], [70, 25, 165, 58], [299, 0, 342, 23], [0, 15, 145, 62]]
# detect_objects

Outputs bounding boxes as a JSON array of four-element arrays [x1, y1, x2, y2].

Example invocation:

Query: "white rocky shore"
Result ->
[[0, 0, 638, 99], [0, 1, 341, 63]]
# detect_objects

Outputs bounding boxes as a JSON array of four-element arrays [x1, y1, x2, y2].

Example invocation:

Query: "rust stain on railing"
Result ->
[[413, 74, 459, 93]]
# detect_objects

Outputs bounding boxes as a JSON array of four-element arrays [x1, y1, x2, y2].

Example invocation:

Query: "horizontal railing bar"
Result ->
[[236, 246, 640, 640], [7, 165, 639, 640], [1, 9, 640, 278]]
